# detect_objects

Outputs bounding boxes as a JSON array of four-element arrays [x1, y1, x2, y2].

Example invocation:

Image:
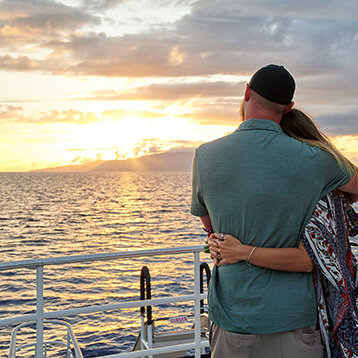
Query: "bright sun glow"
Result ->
[[1, 1, 358, 172]]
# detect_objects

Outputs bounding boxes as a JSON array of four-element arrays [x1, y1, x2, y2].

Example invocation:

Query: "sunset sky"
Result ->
[[1, 0, 358, 172]]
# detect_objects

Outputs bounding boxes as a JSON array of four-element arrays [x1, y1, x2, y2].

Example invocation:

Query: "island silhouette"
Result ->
[[31, 151, 194, 172]]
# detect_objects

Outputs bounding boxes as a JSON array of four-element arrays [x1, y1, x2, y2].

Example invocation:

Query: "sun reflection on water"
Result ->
[[0, 172, 210, 356]]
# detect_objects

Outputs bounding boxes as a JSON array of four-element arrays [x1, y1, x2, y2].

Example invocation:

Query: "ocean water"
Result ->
[[0, 172, 210, 357], [1, 172, 358, 358]]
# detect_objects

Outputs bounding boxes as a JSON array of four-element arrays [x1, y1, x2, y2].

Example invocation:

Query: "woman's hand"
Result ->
[[208, 233, 250, 266]]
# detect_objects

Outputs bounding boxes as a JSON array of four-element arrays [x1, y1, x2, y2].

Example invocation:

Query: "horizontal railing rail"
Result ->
[[0, 246, 204, 271], [0, 245, 209, 358], [0, 294, 208, 328]]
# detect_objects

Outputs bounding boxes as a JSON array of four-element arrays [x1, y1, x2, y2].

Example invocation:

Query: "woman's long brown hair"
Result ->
[[281, 108, 358, 194]]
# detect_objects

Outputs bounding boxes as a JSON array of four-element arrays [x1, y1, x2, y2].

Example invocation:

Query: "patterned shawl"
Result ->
[[301, 191, 358, 358]]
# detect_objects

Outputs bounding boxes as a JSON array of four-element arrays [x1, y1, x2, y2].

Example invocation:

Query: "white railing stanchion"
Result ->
[[67, 330, 71, 358], [36, 265, 44, 358], [194, 251, 201, 358], [140, 314, 145, 357], [147, 323, 153, 358]]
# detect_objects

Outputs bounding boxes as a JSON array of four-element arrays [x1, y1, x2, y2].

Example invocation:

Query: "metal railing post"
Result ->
[[67, 330, 71, 358], [140, 315, 146, 358], [35, 266, 44, 358], [147, 324, 153, 358], [193, 252, 201, 358]]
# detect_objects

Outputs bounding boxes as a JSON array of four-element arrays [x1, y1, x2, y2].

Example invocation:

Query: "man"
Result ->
[[190, 64, 358, 358]]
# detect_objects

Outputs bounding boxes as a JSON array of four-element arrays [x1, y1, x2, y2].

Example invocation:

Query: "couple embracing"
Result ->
[[191, 64, 358, 358]]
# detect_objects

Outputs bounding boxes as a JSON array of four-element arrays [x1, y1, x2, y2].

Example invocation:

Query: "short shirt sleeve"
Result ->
[[319, 150, 352, 198], [190, 152, 209, 217]]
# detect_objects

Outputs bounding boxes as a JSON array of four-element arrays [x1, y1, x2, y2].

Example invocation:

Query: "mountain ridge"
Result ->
[[30, 151, 195, 172]]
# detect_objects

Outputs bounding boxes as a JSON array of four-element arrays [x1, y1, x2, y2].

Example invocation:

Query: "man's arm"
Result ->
[[338, 176, 358, 202], [200, 215, 212, 230]]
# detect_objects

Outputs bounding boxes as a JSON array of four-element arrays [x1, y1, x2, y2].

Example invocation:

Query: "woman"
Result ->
[[206, 109, 358, 358]]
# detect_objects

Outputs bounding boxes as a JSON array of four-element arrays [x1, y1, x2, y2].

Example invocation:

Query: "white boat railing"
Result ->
[[0, 246, 209, 358]]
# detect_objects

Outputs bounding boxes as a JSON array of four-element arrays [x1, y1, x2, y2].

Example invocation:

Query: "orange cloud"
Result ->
[[71, 156, 94, 164], [0, 104, 23, 119], [81, 81, 244, 101], [37, 110, 99, 125], [101, 109, 166, 120], [0, 54, 37, 71], [0, 108, 99, 125], [178, 110, 240, 126], [1, 0, 357, 138]]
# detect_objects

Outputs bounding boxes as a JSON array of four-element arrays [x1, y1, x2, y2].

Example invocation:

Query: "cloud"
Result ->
[[71, 155, 83, 163], [1, 0, 358, 145], [66, 147, 111, 151], [0, 104, 23, 119], [1, 0, 357, 90], [12, 109, 100, 125], [133, 137, 201, 152], [101, 109, 166, 119], [0, 107, 176, 125], [0, 0, 99, 32], [0, 54, 37, 71], [65, 139, 199, 162], [80, 0, 126, 11], [178, 109, 240, 126], [316, 110, 358, 136], [200, 0, 358, 21], [112, 138, 201, 160], [82, 81, 244, 101], [0, 106, 102, 125], [71, 155, 94, 164], [30, 161, 41, 169]]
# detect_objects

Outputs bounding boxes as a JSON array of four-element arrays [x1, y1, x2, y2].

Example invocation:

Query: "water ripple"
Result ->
[[0, 172, 209, 357]]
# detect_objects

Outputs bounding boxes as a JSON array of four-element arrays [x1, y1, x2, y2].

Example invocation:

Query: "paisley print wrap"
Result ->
[[301, 191, 358, 358]]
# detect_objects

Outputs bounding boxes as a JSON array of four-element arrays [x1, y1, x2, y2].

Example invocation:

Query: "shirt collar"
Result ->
[[236, 118, 283, 133]]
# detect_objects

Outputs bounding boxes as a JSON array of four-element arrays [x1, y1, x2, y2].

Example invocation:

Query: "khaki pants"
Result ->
[[209, 323, 323, 358]]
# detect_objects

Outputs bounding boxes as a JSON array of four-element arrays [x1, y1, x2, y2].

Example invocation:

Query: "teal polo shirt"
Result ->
[[191, 118, 351, 334]]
